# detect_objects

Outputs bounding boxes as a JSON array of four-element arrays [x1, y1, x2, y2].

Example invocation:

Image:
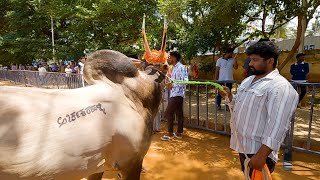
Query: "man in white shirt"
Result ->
[[214, 48, 238, 110], [38, 64, 47, 85], [78, 57, 86, 87], [220, 41, 298, 176]]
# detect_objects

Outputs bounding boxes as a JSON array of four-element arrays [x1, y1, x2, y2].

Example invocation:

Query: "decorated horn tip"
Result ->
[[164, 16, 168, 29], [142, 14, 146, 29]]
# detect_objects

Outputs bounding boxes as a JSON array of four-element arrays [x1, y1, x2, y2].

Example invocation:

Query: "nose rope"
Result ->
[[164, 74, 225, 91]]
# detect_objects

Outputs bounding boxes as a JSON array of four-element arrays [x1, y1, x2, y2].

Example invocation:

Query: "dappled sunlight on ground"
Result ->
[[134, 123, 320, 180]]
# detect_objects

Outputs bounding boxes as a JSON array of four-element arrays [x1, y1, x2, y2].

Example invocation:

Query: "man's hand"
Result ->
[[165, 83, 172, 90], [249, 144, 273, 171], [218, 86, 232, 101], [248, 154, 267, 171]]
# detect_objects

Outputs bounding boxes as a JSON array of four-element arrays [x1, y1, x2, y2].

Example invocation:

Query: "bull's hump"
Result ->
[[84, 50, 138, 84]]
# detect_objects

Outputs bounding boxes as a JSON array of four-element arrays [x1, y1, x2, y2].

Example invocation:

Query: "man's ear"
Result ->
[[268, 58, 274, 66]]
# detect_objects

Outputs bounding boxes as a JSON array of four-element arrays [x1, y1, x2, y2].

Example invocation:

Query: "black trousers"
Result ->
[[298, 86, 307, 103], [165, 96, 184, 134], [216, 83, 232, 107], [239, 153, 276, 176]]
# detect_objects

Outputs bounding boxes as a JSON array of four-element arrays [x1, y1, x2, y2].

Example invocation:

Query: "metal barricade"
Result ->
[[0, 70, 85, 89], [183, 80, 241, 135]]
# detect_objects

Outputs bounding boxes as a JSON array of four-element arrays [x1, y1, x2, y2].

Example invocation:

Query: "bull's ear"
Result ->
[[83, 50, 138, 84], [155, 72, 165, 83]]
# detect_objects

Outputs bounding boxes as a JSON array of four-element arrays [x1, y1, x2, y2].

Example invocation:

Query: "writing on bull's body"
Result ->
[[57, 103, 106, 128]]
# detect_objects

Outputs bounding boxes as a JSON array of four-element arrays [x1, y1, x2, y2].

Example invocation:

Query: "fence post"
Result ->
[[196, 84, 199, 126], [283, 113, 295, 171], [206, 84, 209, 129], [307, 85, 316, 150], [283, 82, 298, 171], [188, 84, 191, 125]]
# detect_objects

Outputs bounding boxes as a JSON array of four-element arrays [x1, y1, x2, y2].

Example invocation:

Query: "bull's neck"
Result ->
[[120, 74, 162, 117]]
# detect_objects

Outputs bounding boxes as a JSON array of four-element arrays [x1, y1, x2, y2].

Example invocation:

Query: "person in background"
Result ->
[[290, 53, 309, 103], [59, 62, 65, 73], [78, 57, 86, 87], [214, 48, 238, 110], [11, 64, 17, 70], [65, 65, 73, 89], [192, 62, 199, 79], [51, 63, 58, 72], [19, 64, 25, 70], [187, 63, 193, 80], [26, 64, 33, 71], [161, 51, 188, 140], [38, 64, 47, 85]]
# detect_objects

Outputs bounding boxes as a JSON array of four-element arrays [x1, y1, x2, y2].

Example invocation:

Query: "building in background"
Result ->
[[276, 36, 320, 51]]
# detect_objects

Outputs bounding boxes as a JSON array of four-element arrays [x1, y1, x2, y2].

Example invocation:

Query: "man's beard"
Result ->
[[249, 66, 266, 75]]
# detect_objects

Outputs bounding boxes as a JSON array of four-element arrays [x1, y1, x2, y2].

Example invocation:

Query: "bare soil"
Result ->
[[102, 124, 320, 180]]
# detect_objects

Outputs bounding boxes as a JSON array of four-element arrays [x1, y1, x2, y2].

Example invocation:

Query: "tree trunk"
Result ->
[[278, 14, 304, 71]]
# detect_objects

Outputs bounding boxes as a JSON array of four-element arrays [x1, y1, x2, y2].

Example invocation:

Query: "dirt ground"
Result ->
[[101, 124, 320, 180], [1, 81, 320, 179]]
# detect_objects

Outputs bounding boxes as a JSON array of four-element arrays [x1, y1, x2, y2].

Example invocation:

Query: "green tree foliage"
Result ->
[[0, 0, 159, 65], [308, 16, 320, 36], [159, 0, 250, 61], [241, 0, 301, 40]]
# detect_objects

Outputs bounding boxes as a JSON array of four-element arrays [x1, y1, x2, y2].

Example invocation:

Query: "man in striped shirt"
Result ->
[[220, 41, 299, 175], [161, 51, 188, 140]]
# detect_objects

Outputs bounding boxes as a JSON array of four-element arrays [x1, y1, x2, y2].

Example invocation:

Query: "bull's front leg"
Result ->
[[87, 172, 104, 180], [119, 158, 143, 180]]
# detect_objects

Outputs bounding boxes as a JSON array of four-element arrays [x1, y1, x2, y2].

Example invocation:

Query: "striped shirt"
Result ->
[[229, 69, 299, 162], [170, 62, 188, 98]]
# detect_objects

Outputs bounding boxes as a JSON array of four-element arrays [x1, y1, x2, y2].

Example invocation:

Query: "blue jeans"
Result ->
[[216, 83, 233, 107]]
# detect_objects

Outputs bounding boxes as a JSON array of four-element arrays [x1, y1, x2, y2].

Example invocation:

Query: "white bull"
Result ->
[[0, 50, 164, 180]]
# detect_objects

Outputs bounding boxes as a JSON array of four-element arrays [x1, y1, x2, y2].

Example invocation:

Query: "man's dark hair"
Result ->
[[246, 41, 280, 68], [296, 53, 305, 59], [223, 47, 234, 54], [170, 51, 181, 61]]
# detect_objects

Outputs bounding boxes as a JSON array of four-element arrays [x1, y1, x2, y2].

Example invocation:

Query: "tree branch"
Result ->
[[244, 10, 263, 23], [268, 17, 295, 35], [261, 6, 268, 38]]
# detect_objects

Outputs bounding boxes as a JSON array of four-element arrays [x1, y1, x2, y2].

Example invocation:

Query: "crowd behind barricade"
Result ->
[[2, 58, 86, 75], [0, 57, 87, 88]]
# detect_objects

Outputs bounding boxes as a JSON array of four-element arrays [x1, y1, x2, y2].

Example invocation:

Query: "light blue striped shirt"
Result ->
[[229, 69, 299, 162], [170, 62, 188, 98]]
